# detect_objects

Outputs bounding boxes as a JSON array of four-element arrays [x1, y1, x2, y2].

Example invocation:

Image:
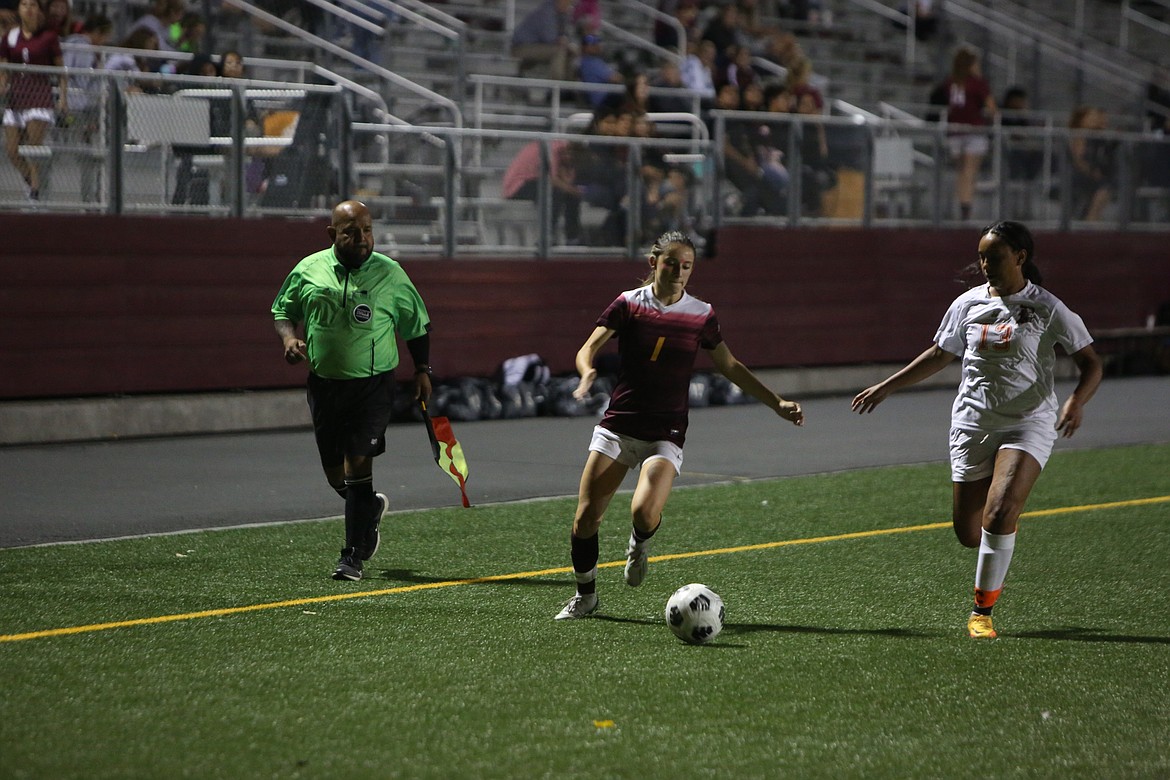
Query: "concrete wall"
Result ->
[[2, 214, 1167, 403]]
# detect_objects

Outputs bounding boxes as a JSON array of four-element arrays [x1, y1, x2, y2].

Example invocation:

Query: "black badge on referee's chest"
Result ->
[[352, 303, 372, 323]]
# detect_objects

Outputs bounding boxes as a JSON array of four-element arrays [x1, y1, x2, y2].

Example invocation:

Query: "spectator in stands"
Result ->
[[648, 57, 693, 114], [680, 38, 717, 102], [785, 54, 822, 112], [701, 2, 746, 71], [44, 0, 77, 37], [1067, 106, 1114, 222], [0, 0, 65, 202], [171, 53, 219, 206], [940, 45, 996, 220], [0, 7, 16, 37], [573, 0, 602, 36], [712, 81, 784, 216], [654, 0, 699, 53], [795, 88, 834, 215], [511, 0, 575, 82], [501, 138, 583, 244], [127, 0, 185, 54], [1001, 87, 1043, 183], [894, 0, 938, 42], [578, 33, 621, 108], [577, 104, 633, 244], [104, 27, 161, 92], [620, 72, 652, 116], [720, 43, 758, 89], [62, 12, 112, 202], [632, 112, 691, 240], [169, 11, 205, 54]]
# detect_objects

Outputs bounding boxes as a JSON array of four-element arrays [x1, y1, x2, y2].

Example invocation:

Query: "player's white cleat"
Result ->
[[624, 532, 650, 587], [554, 593, 599, 620]]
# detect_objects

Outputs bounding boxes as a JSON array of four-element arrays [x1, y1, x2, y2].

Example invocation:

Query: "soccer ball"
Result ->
[[665, 583, 725, 644]]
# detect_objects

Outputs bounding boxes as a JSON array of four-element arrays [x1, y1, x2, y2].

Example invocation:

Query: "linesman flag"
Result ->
[[420, 399, 471, 508]]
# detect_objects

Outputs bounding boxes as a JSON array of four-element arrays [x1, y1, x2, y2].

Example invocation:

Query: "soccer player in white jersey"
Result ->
[[852, 221, 1102, 639], [555, 230, 805, 620]]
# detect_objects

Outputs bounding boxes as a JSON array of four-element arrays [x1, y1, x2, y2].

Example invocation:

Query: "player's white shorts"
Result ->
[[948, 133, 989, 158], [588, 425, 684, 476], [949, 424, 1057, 482], [3, 108, 54, 129]]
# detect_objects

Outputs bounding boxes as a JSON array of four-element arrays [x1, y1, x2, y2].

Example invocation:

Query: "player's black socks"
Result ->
[[973, 605, 993, 616], [343, 475, 376, 554], [570, 532, 599, 595], [632, 523, 659, 544]]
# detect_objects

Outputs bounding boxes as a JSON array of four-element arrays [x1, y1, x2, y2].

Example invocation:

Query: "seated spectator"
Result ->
[[501, 138, 583, 243], [654, 0, 699, 53], [680, 38, 717, 102], [648, 57, 693, 114], [573, 0, 601, 36], [171, 53, 219, 205], [1068, 106, 1114, 222], [511, 0, 575, 81], [785, 55, 822, 112], [169, 11, 206, 54], [701, 2, 747, 71], [712, 82, 785, 216], [576, 104, 634, 244], [127, 0, 185, 54], [578, 33, 621, 108], [1001, 86, 1043, 182], [104, 28, 161, 92], [45, 0, 79, 37], [720, 43, 758, 89], [795, 88, 834, 215], [62, 13, 113, 202], [619, 72, 651, 115], [632, 112, 691, 240]]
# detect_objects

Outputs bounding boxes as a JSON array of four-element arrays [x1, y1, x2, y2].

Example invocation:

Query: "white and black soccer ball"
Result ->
[[665, 583, 725, 644]]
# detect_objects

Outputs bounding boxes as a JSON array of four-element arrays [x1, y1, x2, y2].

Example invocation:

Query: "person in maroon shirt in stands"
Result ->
[[0, 0, 65, 201], [555, 229, 805, 620], [942, 46, 996, 221]]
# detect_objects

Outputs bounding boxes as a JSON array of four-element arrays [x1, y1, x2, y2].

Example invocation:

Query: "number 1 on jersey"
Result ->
[[650, 336, 665, 361]]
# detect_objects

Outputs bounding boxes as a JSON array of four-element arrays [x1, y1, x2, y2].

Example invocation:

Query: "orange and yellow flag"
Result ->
[[420, 400, 471, 508]]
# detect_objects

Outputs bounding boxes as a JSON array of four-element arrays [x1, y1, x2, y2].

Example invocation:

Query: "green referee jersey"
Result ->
[[272, 248, 431, 380]]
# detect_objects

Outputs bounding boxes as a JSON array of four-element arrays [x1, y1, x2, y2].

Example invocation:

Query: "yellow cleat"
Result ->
[[968, 612, 998, 639]]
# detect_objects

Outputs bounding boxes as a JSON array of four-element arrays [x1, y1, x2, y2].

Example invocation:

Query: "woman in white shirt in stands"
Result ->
[[852, 221, 1103, 639]]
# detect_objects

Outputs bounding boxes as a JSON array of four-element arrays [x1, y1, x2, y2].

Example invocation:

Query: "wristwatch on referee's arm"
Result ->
[[414, 364, 433, 376]]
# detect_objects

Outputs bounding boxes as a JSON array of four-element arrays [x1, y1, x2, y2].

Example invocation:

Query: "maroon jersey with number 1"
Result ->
[[597, 285, 723, 447]]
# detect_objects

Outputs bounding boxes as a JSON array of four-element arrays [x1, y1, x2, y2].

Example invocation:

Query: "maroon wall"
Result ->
[[2, 214, 1167, 400]]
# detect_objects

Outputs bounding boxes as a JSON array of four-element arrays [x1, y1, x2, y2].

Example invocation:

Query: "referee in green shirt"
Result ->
[[273, 200, 433, 581]]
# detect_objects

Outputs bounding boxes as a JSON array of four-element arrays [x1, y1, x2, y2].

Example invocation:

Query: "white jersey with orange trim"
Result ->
[[934, 281, 1093, 432]]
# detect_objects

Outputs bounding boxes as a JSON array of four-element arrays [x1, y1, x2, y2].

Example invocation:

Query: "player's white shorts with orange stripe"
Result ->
[[949, 424, 1057, 482], [589, 425, 684, 476]]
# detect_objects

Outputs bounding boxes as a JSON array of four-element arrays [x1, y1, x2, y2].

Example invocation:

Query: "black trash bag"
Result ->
[[443, 380, 483, 422], [499, 381, 539, 419], [548, 376, 592, 417], [469, 378, 503, 421], [709, 374, 753, 405]]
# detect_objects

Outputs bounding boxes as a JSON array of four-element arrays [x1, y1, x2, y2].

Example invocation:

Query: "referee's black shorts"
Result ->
[[306, 371, 396, 469]]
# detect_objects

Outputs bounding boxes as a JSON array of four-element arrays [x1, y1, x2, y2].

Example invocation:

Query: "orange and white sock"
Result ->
[[973, 529, 1016, 615]]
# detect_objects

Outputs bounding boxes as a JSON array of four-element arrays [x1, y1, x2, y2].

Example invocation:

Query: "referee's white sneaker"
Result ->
[[624, 532, 650, 587], [554, 593, 598, 620]]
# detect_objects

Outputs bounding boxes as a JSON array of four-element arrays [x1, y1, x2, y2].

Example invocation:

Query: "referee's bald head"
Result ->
[[332, 200, 370, 226]]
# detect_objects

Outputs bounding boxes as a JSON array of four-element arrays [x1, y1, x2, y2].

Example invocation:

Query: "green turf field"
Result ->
[[2, 444, 1168, 778]]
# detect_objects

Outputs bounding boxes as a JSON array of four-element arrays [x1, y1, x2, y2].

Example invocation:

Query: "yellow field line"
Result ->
[[3, 494, 1167, 644]]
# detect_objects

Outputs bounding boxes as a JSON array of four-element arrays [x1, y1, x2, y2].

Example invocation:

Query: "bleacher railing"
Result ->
[[3, 63, 1167, 255]]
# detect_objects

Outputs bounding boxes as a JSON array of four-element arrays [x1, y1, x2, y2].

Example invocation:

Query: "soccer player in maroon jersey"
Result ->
[[555, 230, 805, 620], [1, 0, 65, 201]]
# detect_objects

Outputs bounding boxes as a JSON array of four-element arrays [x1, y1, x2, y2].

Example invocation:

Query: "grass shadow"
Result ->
[[724, 622, 934, 639], [1013, 627, 1170, 645]]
